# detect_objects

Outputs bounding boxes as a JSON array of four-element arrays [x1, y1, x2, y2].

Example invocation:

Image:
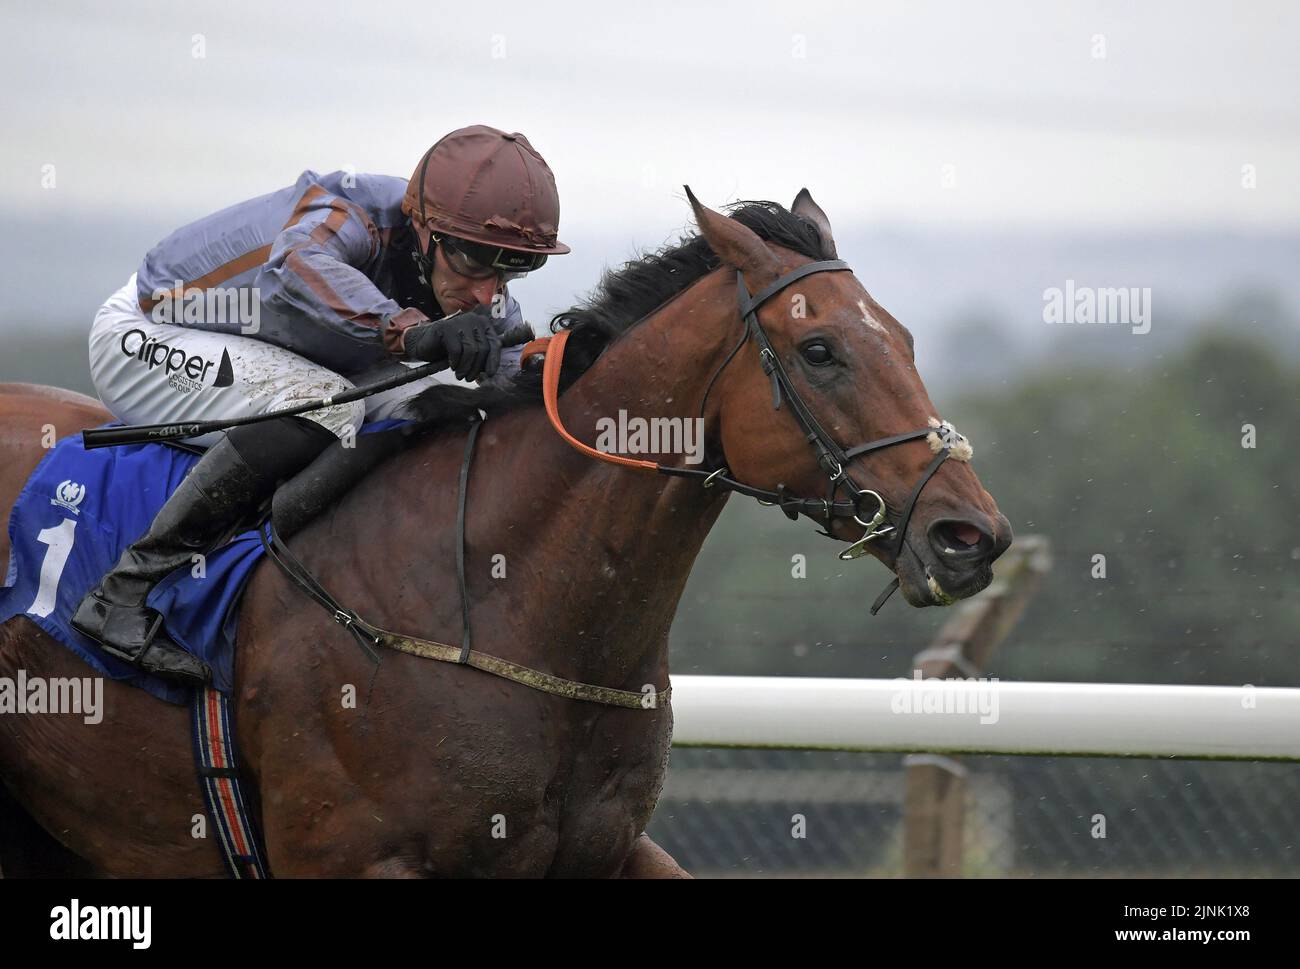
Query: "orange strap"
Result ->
[[541, 328, 659, 472], [518, 337, 552, 368]]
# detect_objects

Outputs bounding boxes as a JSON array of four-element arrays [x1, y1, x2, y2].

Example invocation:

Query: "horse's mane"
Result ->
[[404, 199, 831, 427]]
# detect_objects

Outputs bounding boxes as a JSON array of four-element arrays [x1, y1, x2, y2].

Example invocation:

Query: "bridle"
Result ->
[[534, 257, 974, 614]]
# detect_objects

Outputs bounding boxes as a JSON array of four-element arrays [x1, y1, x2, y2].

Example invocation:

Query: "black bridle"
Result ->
[[658, 259, 964, 613]]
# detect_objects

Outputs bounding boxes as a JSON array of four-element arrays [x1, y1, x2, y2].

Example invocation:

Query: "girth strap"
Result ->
[[191, 685, 269, 879]]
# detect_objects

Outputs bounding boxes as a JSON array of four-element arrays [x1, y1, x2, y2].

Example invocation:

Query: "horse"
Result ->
[[0, 189, 1010, 877]]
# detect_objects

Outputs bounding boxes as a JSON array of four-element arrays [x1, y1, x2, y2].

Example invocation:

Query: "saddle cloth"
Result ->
[[0, 421, 401, 705]]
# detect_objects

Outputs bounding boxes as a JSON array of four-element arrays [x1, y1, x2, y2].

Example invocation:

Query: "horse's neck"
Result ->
[[327, 275, 737, 689], [517, 297, 736, 682]]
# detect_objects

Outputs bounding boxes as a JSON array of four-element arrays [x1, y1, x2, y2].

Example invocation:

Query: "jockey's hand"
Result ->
[[499, 320, 536, 349], [404, 305, 503, 381]]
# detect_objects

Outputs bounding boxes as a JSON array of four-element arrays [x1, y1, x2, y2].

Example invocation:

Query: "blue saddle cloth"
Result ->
[[0, 422, 401, 705]]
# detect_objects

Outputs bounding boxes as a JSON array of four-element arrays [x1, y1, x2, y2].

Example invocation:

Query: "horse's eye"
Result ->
[[801, 341, 834, 366]]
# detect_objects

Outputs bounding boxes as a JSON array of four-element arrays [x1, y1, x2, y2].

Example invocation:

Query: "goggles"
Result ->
[[432, 233, 548, 282]]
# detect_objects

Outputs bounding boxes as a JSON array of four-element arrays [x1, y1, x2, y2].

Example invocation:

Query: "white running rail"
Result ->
[[669, 675, 1300, 761]]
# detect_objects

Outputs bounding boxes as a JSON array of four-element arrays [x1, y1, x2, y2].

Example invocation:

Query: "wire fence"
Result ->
[[646, 747, 1300, 877]]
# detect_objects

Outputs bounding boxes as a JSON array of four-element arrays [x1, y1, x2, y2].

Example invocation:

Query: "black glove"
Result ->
[[499, 321, 536, 348], [403, 305, 503, 381]]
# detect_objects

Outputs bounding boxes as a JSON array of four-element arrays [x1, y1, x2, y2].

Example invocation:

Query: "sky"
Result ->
[[3, 1, 1297, 226], [1, 1, 1297, 365]]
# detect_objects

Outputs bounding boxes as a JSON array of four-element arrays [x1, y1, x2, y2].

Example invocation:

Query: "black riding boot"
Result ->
[[71, 416, 337, 686]]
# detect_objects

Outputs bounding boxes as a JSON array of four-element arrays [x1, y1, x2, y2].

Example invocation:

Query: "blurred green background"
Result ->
[[670, 303, 1299, 689]]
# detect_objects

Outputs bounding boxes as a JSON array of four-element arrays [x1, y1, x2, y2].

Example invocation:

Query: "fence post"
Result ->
[[902, 536, 1052, 876]]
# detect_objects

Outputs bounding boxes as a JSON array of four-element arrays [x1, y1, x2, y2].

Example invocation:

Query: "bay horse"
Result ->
[[0, 190, 1010, 877]]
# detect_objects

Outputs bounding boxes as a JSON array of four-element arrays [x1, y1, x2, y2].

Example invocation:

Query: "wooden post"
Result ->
[[902, 753, 968, 875], [902, 536, 1052, 876]]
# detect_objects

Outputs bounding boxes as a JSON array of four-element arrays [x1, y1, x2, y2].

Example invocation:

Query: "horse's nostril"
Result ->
[[930, 519, 992, 559]]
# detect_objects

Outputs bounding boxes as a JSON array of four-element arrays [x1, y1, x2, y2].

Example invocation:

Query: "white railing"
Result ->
[[669, 675, 1300, 761]]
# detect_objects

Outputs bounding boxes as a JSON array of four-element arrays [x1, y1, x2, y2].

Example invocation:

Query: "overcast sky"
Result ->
[[3, 0, 1297, 231]]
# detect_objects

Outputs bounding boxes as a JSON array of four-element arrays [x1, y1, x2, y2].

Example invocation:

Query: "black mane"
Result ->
[[406, 199, 831, 426]]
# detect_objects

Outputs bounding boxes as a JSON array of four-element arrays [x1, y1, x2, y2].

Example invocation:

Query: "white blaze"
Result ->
[[857, 299, 887, 335]]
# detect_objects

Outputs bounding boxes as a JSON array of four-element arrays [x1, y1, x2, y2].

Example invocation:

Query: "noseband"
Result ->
[[535, 258, 972, 614]]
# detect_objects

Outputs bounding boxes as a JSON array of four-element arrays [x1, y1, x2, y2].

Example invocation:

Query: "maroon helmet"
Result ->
[[403, 125, 569, 276]]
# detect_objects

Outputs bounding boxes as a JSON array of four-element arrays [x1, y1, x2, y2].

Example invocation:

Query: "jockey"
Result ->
[[71, 125, 569, 686]]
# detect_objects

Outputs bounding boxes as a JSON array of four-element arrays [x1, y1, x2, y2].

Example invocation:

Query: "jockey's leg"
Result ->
[[262, 344, 522, 538], [70, 277, 364, 685]]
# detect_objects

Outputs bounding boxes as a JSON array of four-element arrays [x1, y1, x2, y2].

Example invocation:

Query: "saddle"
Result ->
[[0, 421, 413, 704]]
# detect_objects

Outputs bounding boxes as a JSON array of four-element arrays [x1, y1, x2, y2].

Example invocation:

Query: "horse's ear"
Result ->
[[684, 186, 779, 286], [791, 188, 838, 258]]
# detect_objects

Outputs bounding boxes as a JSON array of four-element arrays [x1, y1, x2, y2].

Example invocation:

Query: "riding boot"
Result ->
[[70, 416, 337, 686]]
